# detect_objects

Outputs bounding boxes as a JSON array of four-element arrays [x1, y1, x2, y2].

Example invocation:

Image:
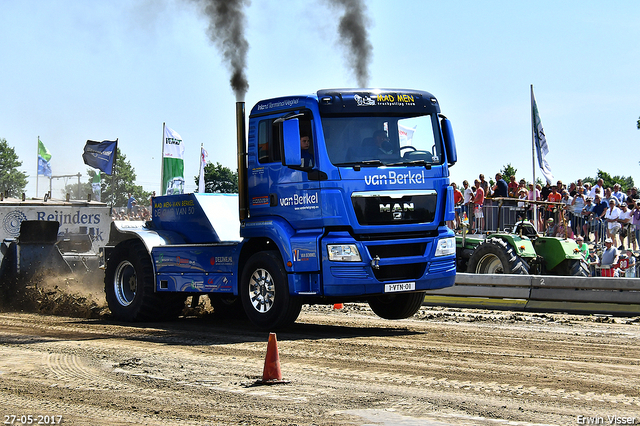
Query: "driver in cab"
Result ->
[[370, 130, 394, 157]]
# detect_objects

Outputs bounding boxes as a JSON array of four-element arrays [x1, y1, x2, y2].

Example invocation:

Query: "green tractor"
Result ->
[[456, 205, 589, 277]]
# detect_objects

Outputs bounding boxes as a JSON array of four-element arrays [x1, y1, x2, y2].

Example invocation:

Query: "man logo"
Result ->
[[379, 202, 415, 219]]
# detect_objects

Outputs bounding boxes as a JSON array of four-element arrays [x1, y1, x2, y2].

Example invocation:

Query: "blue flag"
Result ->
[[37, 138, 52, 177], [37, 156, 52, 177], [82, 140, 117, 175]]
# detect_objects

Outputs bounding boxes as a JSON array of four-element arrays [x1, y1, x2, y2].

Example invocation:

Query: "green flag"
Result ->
[[162, 125, 185, 195], [38, 138, 51, 162], [37, 138, 52, 177]]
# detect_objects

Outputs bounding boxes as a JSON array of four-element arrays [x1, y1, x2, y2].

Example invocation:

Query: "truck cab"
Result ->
[[104, 89, 458, 329], [241, 89, 457, 319]]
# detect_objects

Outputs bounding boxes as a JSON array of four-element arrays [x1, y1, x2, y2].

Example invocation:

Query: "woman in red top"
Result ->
[[547, 185, 562, 224], [452, 182, 463, 230]]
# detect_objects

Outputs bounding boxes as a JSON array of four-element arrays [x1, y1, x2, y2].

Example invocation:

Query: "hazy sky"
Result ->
[[2, 0, 639, 199]]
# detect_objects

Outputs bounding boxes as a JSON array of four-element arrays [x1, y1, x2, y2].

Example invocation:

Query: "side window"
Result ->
[[258, 111, 314, 165], [298, 117, 314, 168], [257, 119, 282, 164], [258, 120, 269, 163]]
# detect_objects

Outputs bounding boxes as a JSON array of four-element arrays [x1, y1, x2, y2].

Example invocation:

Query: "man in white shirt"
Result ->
[[604, 199, 622, 248], [462, 180, 473, 222], [588, 178, 604, 199]]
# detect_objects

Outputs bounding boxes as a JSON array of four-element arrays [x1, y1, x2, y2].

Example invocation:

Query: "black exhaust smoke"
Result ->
[[197, 0, 250, 101], [326, 0, 373, 87]]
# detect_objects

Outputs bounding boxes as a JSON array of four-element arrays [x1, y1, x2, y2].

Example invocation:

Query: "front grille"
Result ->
[[351, 190, 437, 226], [366, 241, 428, 281], [367, 242, 426, 259], [372, 263, 426, 282]]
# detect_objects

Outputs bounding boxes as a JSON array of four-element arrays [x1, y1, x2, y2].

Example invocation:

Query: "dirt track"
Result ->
[[1, 300, 639, 426]]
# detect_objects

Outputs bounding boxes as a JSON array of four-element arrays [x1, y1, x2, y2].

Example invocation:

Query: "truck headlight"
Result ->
[[327, 244, 362, 262], [435, 237, 456, 257]]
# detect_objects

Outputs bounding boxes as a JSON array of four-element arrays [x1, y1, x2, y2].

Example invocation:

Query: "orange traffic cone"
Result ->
[[333, 303, 344, 309], [259, 333, 288, 385]]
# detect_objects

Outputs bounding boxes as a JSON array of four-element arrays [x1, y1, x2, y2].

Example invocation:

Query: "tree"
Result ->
[[499, 163, 517, 182], [86, 148, 150, 207], [195, 162, 238, 193], [0, 138, 28, 197], [637, 116, 640, 129], [583, 169, 634, 192]]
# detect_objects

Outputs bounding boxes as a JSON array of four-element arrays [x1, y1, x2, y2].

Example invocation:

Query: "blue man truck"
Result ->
[[103, 89, 458, 329]]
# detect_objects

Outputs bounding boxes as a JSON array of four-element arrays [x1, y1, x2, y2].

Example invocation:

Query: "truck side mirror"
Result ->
[[440, 116, 457, 166], [282, 119, 302, 167]]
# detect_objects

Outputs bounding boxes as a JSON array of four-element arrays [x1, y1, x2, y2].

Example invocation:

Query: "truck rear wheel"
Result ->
[[467, 237, 529, 274], [368, 291, 426, 320], [240, 251, 302, 330], [105, 240, 185, 322]]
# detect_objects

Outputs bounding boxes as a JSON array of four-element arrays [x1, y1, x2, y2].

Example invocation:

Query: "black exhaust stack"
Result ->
[[236, 102, 248, 221]]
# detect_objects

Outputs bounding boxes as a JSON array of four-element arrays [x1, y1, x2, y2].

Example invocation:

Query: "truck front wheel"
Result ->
[[368, 291, 426, 320], [105, 240, 185, 322], [240, 252, 302, 330]]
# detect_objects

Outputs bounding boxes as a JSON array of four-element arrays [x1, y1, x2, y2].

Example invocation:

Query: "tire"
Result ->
[[209, 294, 247, 319], [466, 237, 529, 274], [368, 291, 426, 320], [105, 240, 185, 322], [568, 259, 590, 277], [240, 252, 302, 330]]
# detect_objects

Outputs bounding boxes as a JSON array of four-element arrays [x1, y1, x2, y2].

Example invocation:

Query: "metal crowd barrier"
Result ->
[[424, 273, 640, 316], [466, 198, 613, 244], [461, 198, 638, 278]]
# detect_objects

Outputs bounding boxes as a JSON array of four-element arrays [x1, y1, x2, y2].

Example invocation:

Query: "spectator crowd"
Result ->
[[110, 192, 153, 221], [451, 174, 640, 277]]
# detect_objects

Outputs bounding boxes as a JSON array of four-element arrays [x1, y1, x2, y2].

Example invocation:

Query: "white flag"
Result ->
[[398, 124, 417, 147], [531, 88, 554, 184], [92, 173, 101, 202], [162, 125, 185, 195], [198, 146, 208, 193]]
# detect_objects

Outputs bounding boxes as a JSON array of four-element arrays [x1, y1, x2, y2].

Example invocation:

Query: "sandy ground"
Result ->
[[0, 277, 639, 426]]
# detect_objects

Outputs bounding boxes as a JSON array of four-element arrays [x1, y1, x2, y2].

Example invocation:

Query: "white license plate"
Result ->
[[384, 282, 416, 292]]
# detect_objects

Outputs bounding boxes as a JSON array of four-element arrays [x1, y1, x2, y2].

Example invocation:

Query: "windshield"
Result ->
[[321, 114, 442, 167]]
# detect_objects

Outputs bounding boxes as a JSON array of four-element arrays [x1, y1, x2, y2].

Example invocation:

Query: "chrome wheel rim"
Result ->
[[248, 268, 275, 313], [114, 261, 137, 306]]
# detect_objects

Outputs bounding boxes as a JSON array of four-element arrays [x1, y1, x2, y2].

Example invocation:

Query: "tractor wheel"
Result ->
[[105, 240, 185, 322], [368, 291, 426, 320], [568, 259, 590, 277], [240, 251, 302, 330], [467, 237, 529, 274]]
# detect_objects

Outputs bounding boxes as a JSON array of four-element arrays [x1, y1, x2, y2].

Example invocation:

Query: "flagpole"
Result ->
[[198, 143, 203, 193], [111, 139, 118, 208], [161, 122, 165, 195], [530, 85, 538, 231], [36, 136, 39, 198]]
